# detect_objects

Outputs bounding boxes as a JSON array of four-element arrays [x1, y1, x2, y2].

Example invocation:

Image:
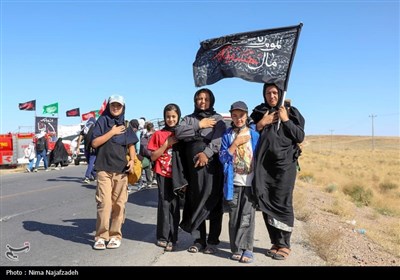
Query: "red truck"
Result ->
[[0, 132, 72, 166], [0, 132, 36, 166]]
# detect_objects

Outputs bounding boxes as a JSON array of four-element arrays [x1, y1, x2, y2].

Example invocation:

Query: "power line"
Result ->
[[369, 114, 377, 150]]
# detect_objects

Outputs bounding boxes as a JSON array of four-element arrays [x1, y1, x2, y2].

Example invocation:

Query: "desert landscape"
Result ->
[[294, 135, 399, 265]]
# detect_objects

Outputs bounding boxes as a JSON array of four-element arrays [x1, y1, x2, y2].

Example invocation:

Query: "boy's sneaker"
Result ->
[[137, 183, 146, 191], [82, 178, 91, 184], [33, 169, 38, 172], [26, 168, 31, 173], [152, 179, 157, 186]]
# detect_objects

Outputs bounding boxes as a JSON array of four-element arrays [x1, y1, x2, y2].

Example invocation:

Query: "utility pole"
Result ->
[[369, 114, 377, 150], [329, 129, 334, 151]]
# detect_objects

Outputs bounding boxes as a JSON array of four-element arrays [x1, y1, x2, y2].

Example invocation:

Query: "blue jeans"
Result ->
[[27, 159, 35, 171], [85, 152, 96, 179], [35, 150, 48, 170]]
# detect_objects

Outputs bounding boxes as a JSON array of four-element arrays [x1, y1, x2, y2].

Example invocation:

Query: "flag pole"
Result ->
[[34, 102, 37, 134], [277, 90, 287, 130]]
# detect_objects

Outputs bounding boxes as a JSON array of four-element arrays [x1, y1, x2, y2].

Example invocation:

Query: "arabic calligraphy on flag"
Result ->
[[193, 23, 302, 91], [18, 100, 36, 111]]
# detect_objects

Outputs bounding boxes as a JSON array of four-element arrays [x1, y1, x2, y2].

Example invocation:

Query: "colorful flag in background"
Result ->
[[42, 102, 59, 114], [18, 100, 36, 111], [98, 99, 107, 115], [82, 111, 96, 121], [193, 23, 303, 91], [66, 108, 80, 117]]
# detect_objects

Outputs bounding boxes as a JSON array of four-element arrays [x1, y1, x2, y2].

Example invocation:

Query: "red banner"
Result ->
[[82, 111, 96, 121], [98, 99, 107, 116]]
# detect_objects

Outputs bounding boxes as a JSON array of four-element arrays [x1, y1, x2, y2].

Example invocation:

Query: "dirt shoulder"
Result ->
[[295, 183, 400, 266]]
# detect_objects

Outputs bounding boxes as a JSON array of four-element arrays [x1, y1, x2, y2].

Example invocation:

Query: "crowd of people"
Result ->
[[25, 84, 305, 263]]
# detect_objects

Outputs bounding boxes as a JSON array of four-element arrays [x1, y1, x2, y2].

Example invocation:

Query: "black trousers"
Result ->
[[262, 212, 292, 248], [192, 208, 223, 246], [156, 175, 180, 244]]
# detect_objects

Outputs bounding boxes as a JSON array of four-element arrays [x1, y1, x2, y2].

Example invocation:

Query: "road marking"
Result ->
[[0, 184, 66, 199]]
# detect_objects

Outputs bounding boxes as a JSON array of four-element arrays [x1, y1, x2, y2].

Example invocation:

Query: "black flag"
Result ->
[[18, 100, 36, 111], [66, 108, 80, 117], [193, 23, 302, 91]]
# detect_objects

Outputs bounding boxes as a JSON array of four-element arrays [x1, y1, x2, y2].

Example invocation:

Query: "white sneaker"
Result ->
[[26, 168, 31, 173], [82, 178, 91, 184], [54, 167, 60, 170]]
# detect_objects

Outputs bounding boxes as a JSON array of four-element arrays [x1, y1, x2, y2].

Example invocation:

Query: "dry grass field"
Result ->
[[294, 135, 400, 265]]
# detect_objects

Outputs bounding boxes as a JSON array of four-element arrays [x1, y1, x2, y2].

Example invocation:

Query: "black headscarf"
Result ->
[[96, 99, 135, 145], [129, 119, 139, 131], [163, 103, 181, 132], [250, 83, 284, 124], [193, 88, 216, 119]]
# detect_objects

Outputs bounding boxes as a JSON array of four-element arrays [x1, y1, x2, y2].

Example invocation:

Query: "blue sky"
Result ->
[[1, 0, 399, 136]]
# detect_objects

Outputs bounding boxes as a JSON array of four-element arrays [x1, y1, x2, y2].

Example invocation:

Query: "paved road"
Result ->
[[1, 165, 325, 272]]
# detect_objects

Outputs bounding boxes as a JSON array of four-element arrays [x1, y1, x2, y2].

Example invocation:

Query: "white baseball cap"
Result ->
[[108, 95, 125, 106]]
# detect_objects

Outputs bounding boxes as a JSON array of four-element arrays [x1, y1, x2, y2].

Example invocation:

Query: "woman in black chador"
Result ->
[[174, 88, 226, 254], [49, 138, 69, 169], [250, 83, 305, 261]]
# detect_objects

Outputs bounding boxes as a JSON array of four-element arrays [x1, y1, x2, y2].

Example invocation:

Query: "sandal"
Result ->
[[106, 237, 121, 249], [93, 238, 106, 250], [273, 247, 291, 260], [203, 244, 217, 255], [239, 250, 254, 263], [265, 244, 279, 257], [230, 253, 242, 261], [156, 240, 168, 248], [164, 242, 174, 252], [187, 242, 204, 253]]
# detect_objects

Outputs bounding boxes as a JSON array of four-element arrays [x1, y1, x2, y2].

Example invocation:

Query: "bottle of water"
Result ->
[[356, 229, 366, 234]]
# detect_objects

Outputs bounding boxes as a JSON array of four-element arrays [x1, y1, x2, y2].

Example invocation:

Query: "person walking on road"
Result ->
[[24, 140, 36, 172], [33, 130, 49, 172], [76, 117, 97, 183]]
